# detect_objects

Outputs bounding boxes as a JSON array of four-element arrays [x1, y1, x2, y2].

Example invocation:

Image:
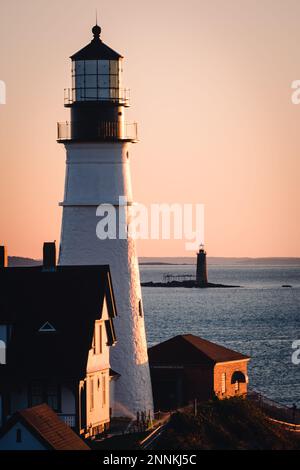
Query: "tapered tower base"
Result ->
[[59, 143, 153, 417]]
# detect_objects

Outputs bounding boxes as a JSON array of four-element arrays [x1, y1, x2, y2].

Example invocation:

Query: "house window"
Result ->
[[92, 334, 96, 354], [97, 324, 103, 355], [102, 376, 106, 407], [90, 378, 94, 411], [30, 382, 43, 406], [235, 381, 240, 392], [221, 373, 226, 394], [16, 429, 22, 443], [29, 382, 60, 412], [47, 384, 59, 411], [0, 340, 6, 365]]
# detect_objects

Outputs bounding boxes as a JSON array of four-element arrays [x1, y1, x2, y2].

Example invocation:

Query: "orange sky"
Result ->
[[0, 0, 299, 259]]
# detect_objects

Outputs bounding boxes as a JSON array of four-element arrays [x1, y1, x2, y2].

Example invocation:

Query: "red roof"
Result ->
[[148, 335, 250, 365], [1, 404, 90, 451]]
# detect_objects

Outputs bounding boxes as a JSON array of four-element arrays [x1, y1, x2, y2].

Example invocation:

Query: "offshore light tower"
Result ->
[[57, 24, 153, 417]]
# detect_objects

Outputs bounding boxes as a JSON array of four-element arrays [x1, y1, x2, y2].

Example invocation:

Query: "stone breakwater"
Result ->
[[141, 280, 241, 288]]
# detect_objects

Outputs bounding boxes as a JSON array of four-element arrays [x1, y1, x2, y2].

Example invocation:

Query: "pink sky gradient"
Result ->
[[0, 0, 299, 259]]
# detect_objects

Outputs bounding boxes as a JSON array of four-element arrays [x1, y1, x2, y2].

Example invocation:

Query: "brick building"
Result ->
[[148, 335, 250, 411]]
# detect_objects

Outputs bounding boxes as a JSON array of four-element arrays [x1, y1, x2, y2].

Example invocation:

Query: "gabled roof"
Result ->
[[0, 265, 117, 380], [148, 335, 250, 365], [0, 404, 90, 450]]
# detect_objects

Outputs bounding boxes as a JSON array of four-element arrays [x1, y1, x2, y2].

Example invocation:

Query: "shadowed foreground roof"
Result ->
[[0, 265, 117, 380], [0, 404, 90, 450], [148, 334, 250, 365]]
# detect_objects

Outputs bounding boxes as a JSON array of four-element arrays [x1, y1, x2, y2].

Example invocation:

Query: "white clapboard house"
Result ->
[[0, 243, 119, 439]]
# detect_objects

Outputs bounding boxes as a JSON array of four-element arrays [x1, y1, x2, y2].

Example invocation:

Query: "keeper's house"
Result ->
[[0, 243, 118, 439], [148, 335, 250, 411]]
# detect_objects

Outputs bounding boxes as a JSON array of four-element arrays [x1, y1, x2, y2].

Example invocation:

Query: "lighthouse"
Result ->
[[196, 245, 208, 287], [57, 24, 153, 417]]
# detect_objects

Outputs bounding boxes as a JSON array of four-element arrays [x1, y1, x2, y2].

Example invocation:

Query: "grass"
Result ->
[[155, 397, 300, 450]]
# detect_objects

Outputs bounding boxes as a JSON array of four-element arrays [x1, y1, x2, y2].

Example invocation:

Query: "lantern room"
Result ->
[[65, 25, 128, 105], [58, 24, 137, 143]]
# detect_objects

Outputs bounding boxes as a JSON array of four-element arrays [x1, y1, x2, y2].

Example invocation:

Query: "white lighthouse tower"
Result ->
[[57, 24, 153, 417]]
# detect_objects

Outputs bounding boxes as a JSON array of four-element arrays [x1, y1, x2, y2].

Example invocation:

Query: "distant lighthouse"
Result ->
[[57, 24, 153, 417], [196, 245, 208, 286]]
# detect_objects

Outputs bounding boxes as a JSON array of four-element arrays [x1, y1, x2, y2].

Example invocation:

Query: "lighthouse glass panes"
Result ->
[[72, 59, 120, 102]]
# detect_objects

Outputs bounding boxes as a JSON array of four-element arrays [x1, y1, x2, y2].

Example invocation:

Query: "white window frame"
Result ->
[[90, 378, 94, 411]]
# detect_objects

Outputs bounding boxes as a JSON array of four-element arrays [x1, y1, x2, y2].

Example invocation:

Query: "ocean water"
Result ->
[[140, 262, 300, 407]]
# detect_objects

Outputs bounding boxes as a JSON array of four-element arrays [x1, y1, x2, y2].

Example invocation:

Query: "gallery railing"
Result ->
[[64, 88, 130, 106], [57, 121, 138, 142]]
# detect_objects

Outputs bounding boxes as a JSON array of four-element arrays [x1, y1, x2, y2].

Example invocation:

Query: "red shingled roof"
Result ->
[[148, 334, 250, 365], [1, 404, 90, 451]]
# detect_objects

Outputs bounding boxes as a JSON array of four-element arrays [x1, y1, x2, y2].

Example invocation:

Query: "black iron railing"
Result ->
[[64, 88, 130, 106], [57, 121, 138, 142], [247, 389, 300, 425]]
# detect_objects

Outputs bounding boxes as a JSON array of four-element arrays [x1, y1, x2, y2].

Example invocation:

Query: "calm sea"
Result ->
[[140, 260, 300, 407]]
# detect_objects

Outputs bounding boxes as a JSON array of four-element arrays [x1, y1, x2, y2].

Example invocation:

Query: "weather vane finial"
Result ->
[[92, 9, 101, 40]]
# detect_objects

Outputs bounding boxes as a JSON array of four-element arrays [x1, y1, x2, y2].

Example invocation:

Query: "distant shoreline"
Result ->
[[7, 256, 300, 268], [140, 257, 300, 267]]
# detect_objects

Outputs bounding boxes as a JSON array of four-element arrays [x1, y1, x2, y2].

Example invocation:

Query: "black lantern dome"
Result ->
[[70, 25, 123, 61]]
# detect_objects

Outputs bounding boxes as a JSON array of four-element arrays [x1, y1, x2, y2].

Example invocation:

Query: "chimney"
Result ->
[[0, 246, 8, 268], [43, 242, 57, 271]]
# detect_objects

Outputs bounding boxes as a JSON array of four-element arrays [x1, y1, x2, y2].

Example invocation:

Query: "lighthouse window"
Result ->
[[75, 60, 85, 74], [98, 75, 110, 88], [99, 88, 110, 99], [139, 300, 143, 318], [85, 60, 97, 75], [98, 60, 109, 74], [76, 75, 84, 89], [73, 59, 120, 102], [86, 75, 97, 87], [110, 75, 119, 88], [110, 61, 119, 75]]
